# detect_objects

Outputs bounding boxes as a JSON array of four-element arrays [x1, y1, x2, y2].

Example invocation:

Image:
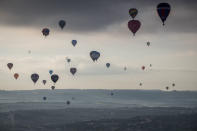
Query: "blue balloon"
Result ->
[[106, 63, 110, 68], [72, 40, 77, 47], [49, 70, 53, 75]]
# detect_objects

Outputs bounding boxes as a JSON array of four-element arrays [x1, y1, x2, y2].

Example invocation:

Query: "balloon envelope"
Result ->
[[59, 20, 66, 29], [157, 3, 171, 25], [71, 40, 77, 47], [51, 74, 59, 84], [70, 67, 77, 75], [90, 51, 100, 62], [147, 42, 150, 46], [42, 80, 47, 85], [106, 63, 110, 68], [142, 66, 145, 70], [7, 63, 13, 70], [128, 20, 141, 36], [31, 73, 39, 84], [51, 86, 55, 90], [129, 8, 138, 19], [42, 28, 50, 36], [14, 73, 19, 80], [43, 96, 47, 101], [66, 100, 70, 105], [49, 70, 53, 75]]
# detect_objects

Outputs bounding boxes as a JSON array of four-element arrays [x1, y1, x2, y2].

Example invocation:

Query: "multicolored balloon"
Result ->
[[157, 3, 171, 25], [42, 28, 50, 37], [129, 8, 138, 19]]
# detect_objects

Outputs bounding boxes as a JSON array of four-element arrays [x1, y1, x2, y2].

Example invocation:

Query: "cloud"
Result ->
[[0, 0, 196, 33]]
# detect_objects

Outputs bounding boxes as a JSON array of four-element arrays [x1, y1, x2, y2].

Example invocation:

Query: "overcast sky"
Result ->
[[0, 0, 197, 90]]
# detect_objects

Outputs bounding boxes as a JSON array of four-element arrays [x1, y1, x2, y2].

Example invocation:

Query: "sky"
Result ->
[[0, 0, 197, 90]]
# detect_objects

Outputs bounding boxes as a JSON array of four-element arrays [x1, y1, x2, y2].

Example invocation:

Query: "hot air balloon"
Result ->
[[42, 28, 50, 37], [43, 96, 47, 101], [70, 67, 77, 75], [110, 92, 114, 96], [166, 86, 169, 90], [51, 74, 59, 85], [31, 73, 39, 84], [14, 73, 19, 80], [129, 8, 138, 19], [66, 100, 70, 105], [157, 3, 171, 25], [147, 42, 150, 46], [42, 80, 47, 85], [90, 51, 100, 62], [172, 83, 175, 87], [150, 64, 152, 67], [124, 67, 127, 71], [142, 66, 145, 70], [71, 40, 77, 47], [128, 20, 141, 36], [51, 86, 55, 90], [139, 83, 142, 86], [67, 58, 71, 63], [106, 63, 110, 68], [49, 70, 53, 75], [59, 20, 66, 29], [7, 63, 13, 70]]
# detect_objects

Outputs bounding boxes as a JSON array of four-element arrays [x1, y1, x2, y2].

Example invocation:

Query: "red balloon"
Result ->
[[128, 20, 141, 36], [142, 66, 145, 70]]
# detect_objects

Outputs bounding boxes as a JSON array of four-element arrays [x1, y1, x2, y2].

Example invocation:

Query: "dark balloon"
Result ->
[[7, 63, 13, 70], [66, 100, 70, 105], [147, 42, 150, 46], [110, 92, 114, 96], [51, 74, 59, 84], [166, 86, 169, 90], [71, 40, 77, 47], [142, 66, 145, 70], [43, 96, 47, 101], [106, 63, 110, 68], [42, 80, 47, 85], [51, 86, 55, 90], [59, 20, 66, 29], [139, 83, 142, 86], [14, 73, 19, 80], [31, 73, 39, 84], [157, 3, 171, 25], [128, 20, 141, 36], [90, 51, 100, 62], [172, 83, 175, 87], [49, 70, 53, 75], [70, 67, 77, 75], [124, 67, 127, 71], [129, 8, 138, 19], [150, 64, 152, 67], [42, 28, 50, 37]]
